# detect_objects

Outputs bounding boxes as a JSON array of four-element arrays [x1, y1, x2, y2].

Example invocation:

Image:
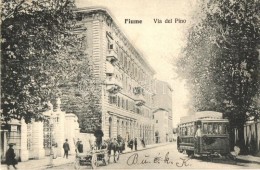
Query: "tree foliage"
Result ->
[[1, 0, 101, 129], [176, 0, 259, 152]]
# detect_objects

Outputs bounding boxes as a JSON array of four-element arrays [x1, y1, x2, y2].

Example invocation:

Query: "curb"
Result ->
[[122, 143, 170, 155], [236, 158, 260, 165]]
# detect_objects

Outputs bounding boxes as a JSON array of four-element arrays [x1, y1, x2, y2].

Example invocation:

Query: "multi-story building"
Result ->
[[153, 80, 173, 143], [74, 7, 156, 145], [1, 7, 157, 162]]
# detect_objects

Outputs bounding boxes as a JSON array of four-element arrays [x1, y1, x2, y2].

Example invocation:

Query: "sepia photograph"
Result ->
[[1, 0, 259, 169]]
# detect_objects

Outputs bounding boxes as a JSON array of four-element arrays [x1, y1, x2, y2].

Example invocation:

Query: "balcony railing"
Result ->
[[106, 49, 118, 64], [133, 87, 144, 95], [105, 77, 122, 94], [135, 94, 145, 106], [106, 61, 114, 75]]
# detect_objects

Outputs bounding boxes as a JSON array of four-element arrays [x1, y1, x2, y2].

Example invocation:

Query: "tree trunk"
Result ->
[[237, 125, 247, 155], [229, 127, 235, 151]]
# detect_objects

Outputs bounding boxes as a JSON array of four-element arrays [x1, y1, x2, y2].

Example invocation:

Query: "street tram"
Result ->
[[177, 111, 230, 158]]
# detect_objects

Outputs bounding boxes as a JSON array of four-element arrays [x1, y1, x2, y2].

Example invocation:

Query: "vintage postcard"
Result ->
[[1, 0, 259, 169]]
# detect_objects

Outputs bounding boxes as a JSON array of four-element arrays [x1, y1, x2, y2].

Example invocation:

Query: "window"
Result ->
[[119, 49, 122, 65], [213, 124, 218, 134], [203, 123, 207, 134], [109, 95, 115, 104], [126, 100, 128, 110], [136, 107, 140, 114], [122, 98, 125, 109], [207, 123, 213, 134], [121, 50, 124, 65], [117, 96, 120, 107], [124, 54, 127, 68], [128, 60, 131, 71], [220, 123, 228, 134], [191, 126, 194, 135], [187, 126, 191, 136], [156, 120, 158, 123], [107, 39, 114, 50]]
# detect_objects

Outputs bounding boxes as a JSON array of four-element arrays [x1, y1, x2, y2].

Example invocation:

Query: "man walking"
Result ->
[[94, 126, 104, 150], [6, 143, 17, 170], [134, 138, 138, 151], [77, 141, 83, 153], [129, 139, 133, 151], [63, 139, 70, 158]]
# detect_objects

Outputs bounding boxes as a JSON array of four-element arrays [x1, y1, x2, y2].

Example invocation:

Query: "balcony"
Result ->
[[105, 77, 123, 94], [133, 87, 144, 95], [106, 61, 114, 75], [135, 94, 145, 106], [106, 49, 118, 64]]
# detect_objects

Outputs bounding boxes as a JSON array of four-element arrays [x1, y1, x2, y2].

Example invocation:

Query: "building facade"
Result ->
[[74, 7, 156, 144], [153, 80, 173, 143]]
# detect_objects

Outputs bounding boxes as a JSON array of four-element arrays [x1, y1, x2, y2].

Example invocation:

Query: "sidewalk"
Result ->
[[1, 156, 75, 170], [0, 142, 169, 170]]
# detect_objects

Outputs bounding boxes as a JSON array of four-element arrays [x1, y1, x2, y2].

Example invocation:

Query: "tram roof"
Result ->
[[180, 111, 224, 124]]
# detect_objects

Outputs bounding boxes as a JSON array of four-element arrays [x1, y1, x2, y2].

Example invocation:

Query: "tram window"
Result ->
[[208, 123, 213, 134], [218, 123, 228, 134], [219, 124, 224, 134], [203, 124, 207, 134], [187, 126, 190, 135], [184, 127, 187, 135], [213, 124, 218, 134], [191, 126, 194, 135], [222, 124, 227, 134]]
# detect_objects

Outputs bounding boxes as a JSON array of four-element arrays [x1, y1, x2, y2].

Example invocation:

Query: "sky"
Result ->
[[75, 0, 197, 127]]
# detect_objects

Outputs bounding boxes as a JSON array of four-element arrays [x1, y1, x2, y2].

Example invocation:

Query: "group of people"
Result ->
[[128, 138, 138, 151], [62, 138, 84, 159], [5, 126, 144, 169]]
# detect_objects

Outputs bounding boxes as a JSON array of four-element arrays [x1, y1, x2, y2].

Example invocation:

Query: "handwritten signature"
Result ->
[[127, 152, 191, 167]]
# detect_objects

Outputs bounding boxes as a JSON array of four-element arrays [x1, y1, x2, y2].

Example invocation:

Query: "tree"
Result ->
[[1, 0, 86, 123], [1, 0, 103, 133], [176, 0, 259, 153]]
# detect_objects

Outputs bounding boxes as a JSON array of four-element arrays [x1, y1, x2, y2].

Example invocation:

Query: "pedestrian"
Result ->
[[75, 138, 80, 153], [134, 138, 137, 151], [63, 139, 70, 158], [129, 139, 133, 151], [77, 141, 83, 153], [177, 136, 181, 150], [194, 121, 202, 154], [94, 126, 104, 150], [141, 138, 146, 148], [5, 143, 17, 170]]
